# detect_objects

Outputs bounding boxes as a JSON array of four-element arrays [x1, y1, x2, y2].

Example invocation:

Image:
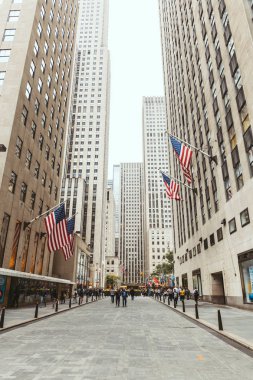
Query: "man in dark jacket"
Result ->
[[115, 289, 121, 307], [122, 289, 128, 307], [130, 288, 135, 301]]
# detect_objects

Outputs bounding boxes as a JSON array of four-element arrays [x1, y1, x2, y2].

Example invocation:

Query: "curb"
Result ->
[[0, 298, 104, 335], [154, 299, 253, 353]]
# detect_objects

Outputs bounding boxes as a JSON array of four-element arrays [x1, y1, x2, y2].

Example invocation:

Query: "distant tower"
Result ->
[[120, 163, 144, 284], [142, 96, 173, 276]]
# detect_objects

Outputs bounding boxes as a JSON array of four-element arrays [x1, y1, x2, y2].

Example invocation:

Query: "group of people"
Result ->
[[110, 288, 135, 307], [153, 286, 199, 304]]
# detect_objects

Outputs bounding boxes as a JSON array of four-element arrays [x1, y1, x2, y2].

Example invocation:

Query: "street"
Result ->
[[0, 297, 253, 380]]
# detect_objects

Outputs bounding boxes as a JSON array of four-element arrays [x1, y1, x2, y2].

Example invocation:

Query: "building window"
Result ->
[[25, 82, 32, 99], [34, 161, 40, 178], [240, 208, 250, 227], [0, 71, 5, 86], [229, 218, 237, 234], [204, 238, 208, 250], [25, 150, 32, 169], [0, 49, 11, 62], [210, 233, 215, 246], [3, 29, 16, 41], [21, 106, 28, 125], [217, 227, 223, 242], [15, 136, 22, 158], [8, 10, 20, 22], [8, 172, 17, 193], [30, 191, 36, 210], [20, 182, 27, 202]]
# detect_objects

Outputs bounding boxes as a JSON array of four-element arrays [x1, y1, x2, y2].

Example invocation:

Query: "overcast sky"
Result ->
[[108, 0, 164, 178]]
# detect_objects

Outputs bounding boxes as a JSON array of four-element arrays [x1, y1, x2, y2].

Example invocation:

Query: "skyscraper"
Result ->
[[112, 164, 121, 257], [142, 97, 173, 276], [159, 0, 253, 308], [61, 0, 110, 286], [120, 163, 144, 284], [0, 0, 77, 286]]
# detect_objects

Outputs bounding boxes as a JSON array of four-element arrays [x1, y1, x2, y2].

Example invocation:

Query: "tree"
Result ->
[[152, 249, 174, 276], [105, 274, 120, 288]]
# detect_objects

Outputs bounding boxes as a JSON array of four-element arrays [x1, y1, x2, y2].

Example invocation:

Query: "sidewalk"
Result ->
[[157, 298, 253, 350], [0, 297, 101, 331]]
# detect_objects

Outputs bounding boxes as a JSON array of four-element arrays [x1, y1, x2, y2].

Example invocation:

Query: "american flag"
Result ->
[[62, 216, 75, 260], [170, 136, 193, 183], [44, 204, 68, 253], [162, 172, 181, 200]]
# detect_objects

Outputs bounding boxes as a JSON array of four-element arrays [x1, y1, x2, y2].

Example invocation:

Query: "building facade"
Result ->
[[60, 0, 110, 287], [120, 163, 144, 284], [0, 0, 78, 305], [159, 0, 253, 308], [112, 164, 121, 257], [142, 96, 173, 277]]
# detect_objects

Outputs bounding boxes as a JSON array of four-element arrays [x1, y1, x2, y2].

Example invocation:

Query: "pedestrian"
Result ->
[[13, 286, 20, 308], [173, 286, 179, 305], [130, 288, 135, 301], [110, 288, 115, 303], [40, 288, 47, 307], [185, 288, 190, 300], [179, 287, 185, 302], [193, 287, 199, 304], [163, 289, 167, 303], [115, 288, 121, 307], [122, 289, 128, 307], [168, 287, 173, 302], [79, 288, 84, 304]]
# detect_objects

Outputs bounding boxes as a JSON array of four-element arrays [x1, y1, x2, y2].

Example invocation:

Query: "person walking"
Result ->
[[130, 288, 135, 301], [173, 286, 179, 305], [179, 287, 185, 302], [122, 289, 128, 307], [115, 289, 121, 307], [110, 288, 115, 303], [193, 287, 199, 304], [168, 287, 173, 302], [185, 288, 190, 300]]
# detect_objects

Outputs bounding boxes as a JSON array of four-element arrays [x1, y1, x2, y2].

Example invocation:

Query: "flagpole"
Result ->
[[23, 200, 68, 229], [160, 170, 198, 195], [167, 131, 218, 164], [67, 212, 78, 221]]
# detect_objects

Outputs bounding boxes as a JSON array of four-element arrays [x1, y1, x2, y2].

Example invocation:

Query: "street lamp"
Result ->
[[0, 144, 6, 152]]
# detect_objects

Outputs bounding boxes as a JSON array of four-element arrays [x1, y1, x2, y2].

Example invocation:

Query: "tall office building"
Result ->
[[112, 164, 121, 257], [142, 97, 173, 276], [120, 163, 144, 284], [0, 0, 78, 302], [61, 0, 110, 286], [159, 0, 253, 308]]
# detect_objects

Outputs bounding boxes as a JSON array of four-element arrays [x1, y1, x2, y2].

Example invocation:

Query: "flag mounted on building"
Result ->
[[170, 136, 193, 183], [161, 172, 181, 201], [44, 203, 68, 253], [62, 216, 75, 261]]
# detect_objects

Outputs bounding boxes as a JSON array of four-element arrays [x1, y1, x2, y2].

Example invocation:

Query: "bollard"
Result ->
[[78, 297, 81, 305], [0, 307, 5, 328], [69, 298, 72, 309], [34, 302, 39, 318], [55, 300, 58, 312], [195, 303, 199, 319], [217, 309, 223, 331], [182, 300, 185, 313], [168, 297, 170, 306], [174, 299, 176, 308]]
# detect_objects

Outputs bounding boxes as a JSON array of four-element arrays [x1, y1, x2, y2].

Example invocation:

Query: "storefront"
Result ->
[[0, 268, 75, 307], [238, 250, 253, 304], [181, 273, 188, 288]]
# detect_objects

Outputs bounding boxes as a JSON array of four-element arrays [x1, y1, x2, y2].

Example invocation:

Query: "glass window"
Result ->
[[240, 208, 250, 227], [228, 218, 236, 234], [30, 60, 36, 77], [20, 182, 27, 202], [0, 49, 11, 62], [8, 10, 20, 22], [15, 136, 22, 158], [239, 255, 253, 303], [0, 71, 5, 86], [8, 171, 17, 193], [25, 82, 32, 99], [3, 29, 16, 41], [25, 150, 32, 169]]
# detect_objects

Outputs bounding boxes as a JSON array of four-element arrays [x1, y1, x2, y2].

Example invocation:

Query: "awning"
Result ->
[[0, 268, 75, 285]]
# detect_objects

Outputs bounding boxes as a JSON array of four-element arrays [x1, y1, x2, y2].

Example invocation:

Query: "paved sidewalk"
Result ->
[[1, 297, 253, 380], [0, 297, 99, 330], [157, 298, 253, 348]]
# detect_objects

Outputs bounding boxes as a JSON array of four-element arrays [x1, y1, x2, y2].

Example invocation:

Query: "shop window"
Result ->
[[228, 218, 237, 234], [240, 208, 250, 227], [238, 252, 253, 303]]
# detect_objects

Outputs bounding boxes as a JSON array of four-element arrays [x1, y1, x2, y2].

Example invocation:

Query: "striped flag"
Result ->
[[161, 172, 181, 200], [62, 216, 75, 260], [44, 204, 68, 253], [170, 136, 193, 183]]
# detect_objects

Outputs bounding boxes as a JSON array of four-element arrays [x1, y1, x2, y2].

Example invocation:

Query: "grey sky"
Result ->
[[108, 0, 164, 177]]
